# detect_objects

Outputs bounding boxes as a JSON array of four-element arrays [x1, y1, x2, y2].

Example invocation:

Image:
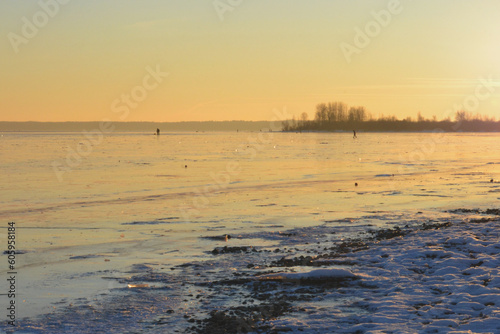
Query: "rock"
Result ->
[[212, 246, 254, 255]]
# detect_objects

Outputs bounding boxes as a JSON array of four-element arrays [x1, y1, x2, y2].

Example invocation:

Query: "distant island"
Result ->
[[282, 101, 500, 132], [2, 103, 499, 133]]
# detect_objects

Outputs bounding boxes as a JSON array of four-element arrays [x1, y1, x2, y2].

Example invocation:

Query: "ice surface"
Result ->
[[1, 132, 499, 333]]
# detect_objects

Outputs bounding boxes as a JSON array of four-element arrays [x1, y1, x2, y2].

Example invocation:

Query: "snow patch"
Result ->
[[258, 268, 357, 281]]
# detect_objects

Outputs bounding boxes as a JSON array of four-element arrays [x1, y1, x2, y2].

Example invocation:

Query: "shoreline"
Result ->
[[5, 208, 500, 333]]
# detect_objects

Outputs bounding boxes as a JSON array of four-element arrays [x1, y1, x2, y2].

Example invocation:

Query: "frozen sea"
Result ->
[[1, 131, 499, 333]]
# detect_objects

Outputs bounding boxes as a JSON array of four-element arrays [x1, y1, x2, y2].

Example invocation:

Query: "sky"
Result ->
[[1, 0, 500, 122]]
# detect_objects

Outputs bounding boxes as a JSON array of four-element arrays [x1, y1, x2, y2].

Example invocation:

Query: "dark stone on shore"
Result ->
[[335, 240, 368, 252], [369, 226, 407, 239], [449, 208, 480, 214], [450, 208, 500, 215], [211, 246, 255, 255], [278, 232, 296, 237], [470, 217, 497, 224], [194, 302, 292, 334], [272, 255, 315, 267], [421, 222, 452, 230]]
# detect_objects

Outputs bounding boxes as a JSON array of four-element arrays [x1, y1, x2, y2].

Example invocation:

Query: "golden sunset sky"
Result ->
[[1, 0, 500, 122]]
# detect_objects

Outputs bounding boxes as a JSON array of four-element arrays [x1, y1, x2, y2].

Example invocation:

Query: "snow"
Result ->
[[264, 215, 500, 333], [258, 268, 357, 281]]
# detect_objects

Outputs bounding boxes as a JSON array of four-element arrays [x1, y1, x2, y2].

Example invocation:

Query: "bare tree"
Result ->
[[417, 112, 425, 122], [300, 112, 308, 122], [315, 103, 327, 125], [348, 106, 366, 122], [455, 110, 471, 122]]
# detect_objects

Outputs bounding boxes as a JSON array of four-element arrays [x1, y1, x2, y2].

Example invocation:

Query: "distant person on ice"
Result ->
[[156, 128, 160, 136], [353, 130, 357, 139]]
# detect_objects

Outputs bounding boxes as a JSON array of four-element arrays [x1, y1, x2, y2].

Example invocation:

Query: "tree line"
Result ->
[[282, 101, 500, 132]]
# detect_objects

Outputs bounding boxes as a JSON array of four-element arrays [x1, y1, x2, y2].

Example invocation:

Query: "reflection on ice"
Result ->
[[1, 132, 499, 332]]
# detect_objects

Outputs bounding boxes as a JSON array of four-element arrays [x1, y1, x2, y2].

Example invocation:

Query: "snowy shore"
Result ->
[[9, 208, 500, 333], [188, 209, 500, 334]]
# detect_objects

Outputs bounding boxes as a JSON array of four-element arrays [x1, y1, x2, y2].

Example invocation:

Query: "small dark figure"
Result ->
[[355, 182, 358, 187], [156, 128, 160, 136], [353, 130, 357, 139]]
